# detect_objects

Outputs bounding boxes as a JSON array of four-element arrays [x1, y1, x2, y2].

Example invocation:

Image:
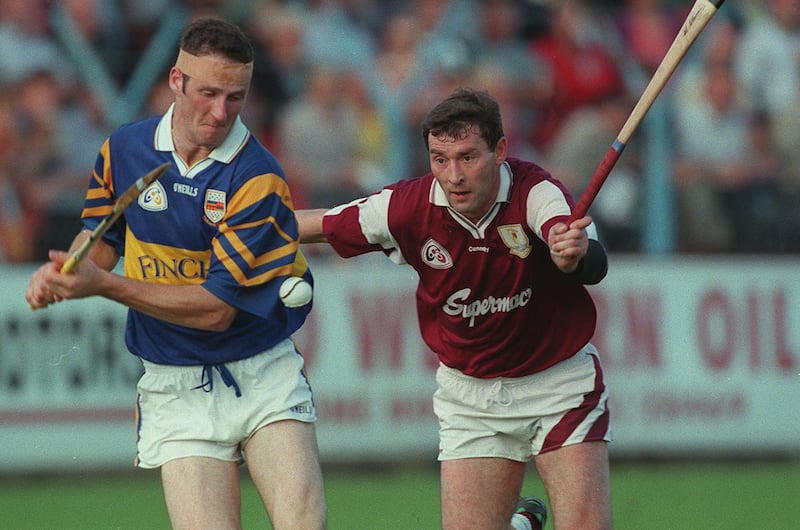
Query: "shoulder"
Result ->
[[507, 157, 566, 192], [233, 136, 287, 180], [111, 116, 160, 140]]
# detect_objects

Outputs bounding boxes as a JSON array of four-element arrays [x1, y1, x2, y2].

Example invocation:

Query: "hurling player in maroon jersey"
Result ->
[[297, 88, 611, 530]]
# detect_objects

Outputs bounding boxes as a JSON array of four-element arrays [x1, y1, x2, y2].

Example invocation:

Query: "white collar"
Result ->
[[154, 103, 250, 165]]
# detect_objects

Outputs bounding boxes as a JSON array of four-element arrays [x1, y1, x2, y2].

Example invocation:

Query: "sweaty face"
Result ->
[[428, 127, 506, 223]]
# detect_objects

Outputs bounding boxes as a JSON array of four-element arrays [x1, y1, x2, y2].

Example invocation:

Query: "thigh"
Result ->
[[440, 457, 527, 530], [161, 456, 242, 530], [244, 419, 327, 530], [534, 441, 612, 530]]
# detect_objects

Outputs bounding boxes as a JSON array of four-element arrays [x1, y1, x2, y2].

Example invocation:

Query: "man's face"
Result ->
[[428, 126, 506, 223], [171, 67, 248, 150]]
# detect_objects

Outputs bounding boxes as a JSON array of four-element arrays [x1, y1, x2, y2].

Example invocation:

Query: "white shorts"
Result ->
[[135, 338, 316, 469], [434, 345, 612, 462]]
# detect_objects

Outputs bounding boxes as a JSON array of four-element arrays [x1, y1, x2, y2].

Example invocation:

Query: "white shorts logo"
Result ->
[[138, 181, 168, 212]]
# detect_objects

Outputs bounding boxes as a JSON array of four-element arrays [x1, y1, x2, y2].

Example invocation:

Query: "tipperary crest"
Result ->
[[204, 189, 227, 224], [497, 224, 531, 258]]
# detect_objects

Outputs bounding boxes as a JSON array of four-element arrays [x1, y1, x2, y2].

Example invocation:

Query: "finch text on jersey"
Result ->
[[443, 287, 533, 327], [137, 255, 208, 281]]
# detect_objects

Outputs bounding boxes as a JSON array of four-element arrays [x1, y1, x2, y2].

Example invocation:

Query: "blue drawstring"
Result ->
[[193, 364, 242, 398]]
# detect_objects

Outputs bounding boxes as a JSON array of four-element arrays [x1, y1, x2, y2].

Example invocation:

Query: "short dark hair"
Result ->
[[179, 17, 253, 64], [421, 88, 505, 151]]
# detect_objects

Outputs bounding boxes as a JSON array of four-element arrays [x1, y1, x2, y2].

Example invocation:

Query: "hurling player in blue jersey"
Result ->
[[26, 18, 326, 530], [296, 88, 612, 530]]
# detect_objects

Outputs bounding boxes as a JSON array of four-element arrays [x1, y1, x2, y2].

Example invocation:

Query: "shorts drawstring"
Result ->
[[490, 379, 513, 406], [193, 364, 242, 398]]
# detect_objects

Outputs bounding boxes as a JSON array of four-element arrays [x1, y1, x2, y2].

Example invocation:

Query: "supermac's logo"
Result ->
[[204, 189, 227, 224], [497, 224, 531, 258], [421, 238, 453, 269], [138, 181, 168, 212]]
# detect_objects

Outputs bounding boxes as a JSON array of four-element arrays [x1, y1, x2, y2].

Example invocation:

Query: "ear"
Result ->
[[494, 136, 508, 164], [168, 67, 184, 94]]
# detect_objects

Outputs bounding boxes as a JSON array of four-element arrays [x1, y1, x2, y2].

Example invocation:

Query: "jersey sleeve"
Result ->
[[525, 179, 572, 242], [202, 171, 311, 319], [80, 138, 126, 256], [322, 189, 406, 264]]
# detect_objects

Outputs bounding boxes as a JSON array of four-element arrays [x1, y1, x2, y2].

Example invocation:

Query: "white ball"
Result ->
[[279, 277, 313, 308]]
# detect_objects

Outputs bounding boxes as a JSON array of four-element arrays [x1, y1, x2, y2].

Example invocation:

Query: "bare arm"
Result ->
[[27, 237, 236, 331], [295, 208, 329, 244], [27, 229, 119, 309]]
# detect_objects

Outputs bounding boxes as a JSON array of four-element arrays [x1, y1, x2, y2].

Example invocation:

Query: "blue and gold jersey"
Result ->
[[81, 106, 312, 365]]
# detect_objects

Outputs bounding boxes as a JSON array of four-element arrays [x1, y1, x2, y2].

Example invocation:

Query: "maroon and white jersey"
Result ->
[[323, 157, 597, 378]]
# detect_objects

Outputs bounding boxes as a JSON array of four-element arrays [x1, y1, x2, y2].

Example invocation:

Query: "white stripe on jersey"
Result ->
[[327, 189, 406, 264], [526, 180, 572, 240]]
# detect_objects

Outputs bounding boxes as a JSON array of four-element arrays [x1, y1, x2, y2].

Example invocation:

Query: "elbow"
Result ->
[[204, 305, 238, 332]]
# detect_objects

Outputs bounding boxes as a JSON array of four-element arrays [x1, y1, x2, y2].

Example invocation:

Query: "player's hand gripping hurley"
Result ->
[[569, 0, 726, 223], [60, 162, 171, 274]]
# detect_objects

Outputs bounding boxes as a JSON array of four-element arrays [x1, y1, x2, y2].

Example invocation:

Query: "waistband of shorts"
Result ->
[[140, 338, 293, 374], [438, 343, 597, 386]]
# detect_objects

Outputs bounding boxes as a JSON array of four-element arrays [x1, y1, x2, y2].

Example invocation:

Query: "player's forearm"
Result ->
[[295, 208, 329, 243], [70, 230, 119, 271], [95, 271, 237, 331]]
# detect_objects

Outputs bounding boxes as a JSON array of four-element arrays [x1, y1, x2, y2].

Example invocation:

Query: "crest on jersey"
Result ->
[[204, 189, 227, 224], [138, 180, 168, 212], [421, 238, 453, 269], [497, 224, 531, 258]]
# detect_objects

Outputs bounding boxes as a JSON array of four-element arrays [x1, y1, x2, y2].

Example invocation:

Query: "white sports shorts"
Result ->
[[135, 338, 316, 468], [434, 344, 612, 462]]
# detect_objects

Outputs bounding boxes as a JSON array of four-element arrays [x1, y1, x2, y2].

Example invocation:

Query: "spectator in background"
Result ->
[[616, 0, 688, 77], [0, 0, 69, 85], [342, 71, 390, 194], [470, 0, 552, 161], [734, 0, 800, 120], [277, 65, 364, 208], [529, 0, 626, 152], [301, 0, 376, 75], [12, 69, 106, 260], [362, 10, 433, 184], [543, 91, 642, 252], [672, 19, 781, 253], [59, 0, 134, 85], [733, 0, 800, 251], [247, 3, 311, 149], [0, 90, 33, 262]]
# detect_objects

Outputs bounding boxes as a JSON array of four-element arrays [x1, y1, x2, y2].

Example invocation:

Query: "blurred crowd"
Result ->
[[1, 0, 798, 263]]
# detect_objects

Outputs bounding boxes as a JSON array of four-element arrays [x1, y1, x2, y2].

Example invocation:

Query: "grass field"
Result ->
[[1, 460, 798, 529]]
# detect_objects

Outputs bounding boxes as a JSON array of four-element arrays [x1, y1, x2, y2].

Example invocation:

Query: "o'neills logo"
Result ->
[[443, 287, 532, 327], [421, 238, 453, 269]]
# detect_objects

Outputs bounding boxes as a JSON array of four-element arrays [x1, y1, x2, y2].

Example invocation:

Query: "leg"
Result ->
[[161, 456, 242, 530], [244, 419, 327, 530], [534, 441, 612, 530], [440, 457, 527, 530]]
